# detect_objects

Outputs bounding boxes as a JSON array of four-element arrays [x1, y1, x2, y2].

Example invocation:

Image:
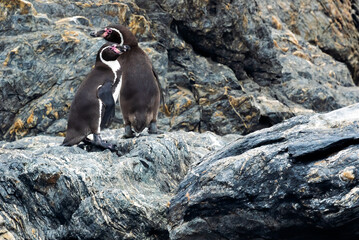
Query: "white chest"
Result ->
[[99, 46, 123, 103]]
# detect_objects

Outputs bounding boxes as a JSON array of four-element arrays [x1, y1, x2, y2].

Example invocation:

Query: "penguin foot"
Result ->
[[92, 134, 117, 151], [148, 122, 158, 134], [83, 137, 92, 145], [123, 125, 135, 138], [96, 141, 116, 151]]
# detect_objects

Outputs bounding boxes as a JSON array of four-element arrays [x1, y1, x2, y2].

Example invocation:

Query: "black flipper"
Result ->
[[152, 68, 171, 116], [152, 68, 162, 102], [97, 81, 115, 129]]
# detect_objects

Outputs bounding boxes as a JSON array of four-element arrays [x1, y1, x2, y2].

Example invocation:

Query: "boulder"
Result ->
[[158, 0, 359, 130], [0, 130, 238, 239], [168, 103, 359, 240], [2, 104, 359, 239]]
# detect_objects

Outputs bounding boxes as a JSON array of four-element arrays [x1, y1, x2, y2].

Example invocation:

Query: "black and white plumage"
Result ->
[[62, 43, 129, 149], [91, 24, 162, 138]]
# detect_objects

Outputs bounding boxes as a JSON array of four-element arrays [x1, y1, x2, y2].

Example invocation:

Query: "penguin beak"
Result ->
[[116, 44, 131, 52], [90, 30, 103, 38], [90, 31, 98, 37], [110, 45, 121, 54]]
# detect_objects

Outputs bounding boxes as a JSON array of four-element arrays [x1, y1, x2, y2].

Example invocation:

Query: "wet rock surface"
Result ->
[[1, 0, 359, 140], [168, 104, 359, 240]]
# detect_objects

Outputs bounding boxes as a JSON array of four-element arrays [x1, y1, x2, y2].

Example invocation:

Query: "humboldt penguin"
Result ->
[[91, 24, 162, 138], [62, 43, 130, 149]]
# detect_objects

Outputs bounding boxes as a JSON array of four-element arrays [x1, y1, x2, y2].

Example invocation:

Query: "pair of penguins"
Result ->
[[62, 24, 162, 150]]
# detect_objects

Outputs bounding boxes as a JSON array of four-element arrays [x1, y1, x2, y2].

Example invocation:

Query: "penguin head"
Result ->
[[97, 43, 131, 62], [90, 24, 138, 47]]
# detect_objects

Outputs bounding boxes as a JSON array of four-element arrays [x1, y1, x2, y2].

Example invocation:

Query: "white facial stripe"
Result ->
[[113, 76, 122, 104], [109, 27, 124, 46], [99, 46, 121, 83]]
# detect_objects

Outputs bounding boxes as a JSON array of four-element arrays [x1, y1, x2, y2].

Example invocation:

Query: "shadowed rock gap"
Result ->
[[170, 20, 215, 59], [289, 136, 359, 162]]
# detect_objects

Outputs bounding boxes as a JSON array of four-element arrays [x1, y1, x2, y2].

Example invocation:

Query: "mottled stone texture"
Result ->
[[168, 104, 359, 240], [1, 105, 359, 239], [1, 1, 359, 239], [0, 130, 237, 240], [1, 0, 359, 140]]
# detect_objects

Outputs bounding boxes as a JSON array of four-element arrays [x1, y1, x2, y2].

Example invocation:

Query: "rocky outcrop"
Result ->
[[0, 130, 238, 240], [158, 0, 359, 131], [1, 0, 359, 140], [2, 1, 359, 239], [1, 104, 359, 239], [168, 103, 359, 240]]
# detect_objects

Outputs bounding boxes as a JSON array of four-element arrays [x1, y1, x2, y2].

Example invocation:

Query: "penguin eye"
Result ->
[[107, 29, 112, 34]]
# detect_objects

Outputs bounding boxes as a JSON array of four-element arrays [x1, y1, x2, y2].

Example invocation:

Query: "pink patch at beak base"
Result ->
[[110, 45, 121, 54], [102, 28, 112, 38], [102, 32, 108, 38]]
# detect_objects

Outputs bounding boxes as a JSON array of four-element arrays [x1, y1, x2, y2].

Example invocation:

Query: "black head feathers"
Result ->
[[95, 43, 131, 63], [91, 24, 138, 47]]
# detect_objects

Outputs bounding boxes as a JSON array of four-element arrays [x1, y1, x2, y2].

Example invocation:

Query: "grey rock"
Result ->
[[168, 103, 359, 240], [1, 0, 359, 143], [0, 130, 236, 239], [2, 104, 359, 239], [158, 0, 359, 129], [0, 0, 158, 141]]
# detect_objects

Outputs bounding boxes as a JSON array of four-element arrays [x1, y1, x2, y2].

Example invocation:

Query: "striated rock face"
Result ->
[[2, 2, 359, 239], [160, 0, 359, 84], [159, 0, 359, 130], [1, 104, 359, 239], [168, 104, 359, 240], [0, 130, 238, 240], [1, 0, 359, 140]]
